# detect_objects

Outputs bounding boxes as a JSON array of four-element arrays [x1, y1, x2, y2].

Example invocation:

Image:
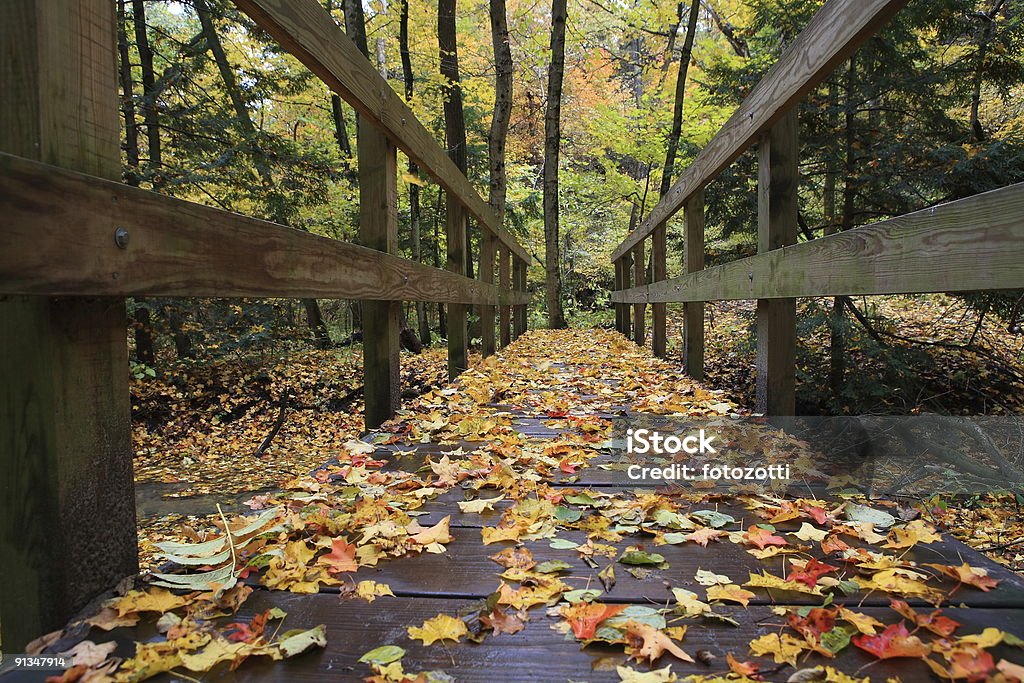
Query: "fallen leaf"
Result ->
[[407, 614, 469, 645]]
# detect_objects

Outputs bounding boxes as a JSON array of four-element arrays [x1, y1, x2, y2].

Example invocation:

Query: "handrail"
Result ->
[[0, 153, 528, 305], [611, 183, 1024, 303], [233, 0, 531, 264], [610, 0, 907, 261]]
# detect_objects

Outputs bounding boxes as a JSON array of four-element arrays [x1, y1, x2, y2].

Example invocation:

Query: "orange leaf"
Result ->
[[925, 562, 999, 592], [789, 558, 838, 588], [744, 525, 787, 550], [560, 602, 627, 640], [318, 537, 358, 574], [726, 652, 762, 679], [623, 621, 694, 664], [889, 599, 960, 637]]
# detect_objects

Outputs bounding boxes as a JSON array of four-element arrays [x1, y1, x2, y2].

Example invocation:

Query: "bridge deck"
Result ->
[[12, 329, 1024, 682]]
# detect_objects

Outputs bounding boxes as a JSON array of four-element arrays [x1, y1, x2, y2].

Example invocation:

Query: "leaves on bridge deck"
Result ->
[[48, 330, 1024, 682]]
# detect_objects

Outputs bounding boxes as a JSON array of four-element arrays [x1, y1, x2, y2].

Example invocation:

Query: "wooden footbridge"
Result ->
[[2, 0, 1024, 680]]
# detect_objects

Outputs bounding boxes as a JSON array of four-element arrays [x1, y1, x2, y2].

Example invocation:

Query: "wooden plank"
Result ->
[[513, 259, 528, 339], [499, 247, 512, 348], [231, 0, 529, 264], [0, 0, 138, 651], [359, 126, 400, 428], [683, 192, 704, 379], [632, 241, 646, 346], [618, 249, 626, 337], [613, 258, 624, 334], [755, 111, 797, 416], [295, 527, 1024, 609], [610, 0, 908, 261], [222, 600, 1024, 682], [17, 595, 1024, 682], [447, 195, 468, 379], [651, 222, 667, 357], [0, 153, 530, 306], [610, 181, 1024, 304], [480, 232, 497, 357]]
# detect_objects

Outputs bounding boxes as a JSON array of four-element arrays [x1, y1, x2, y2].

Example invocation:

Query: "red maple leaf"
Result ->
[[853, 622, 930, 659], [789, 558, 839, 588], [889, 600, 960, 637], [787, 607, 837, 644]]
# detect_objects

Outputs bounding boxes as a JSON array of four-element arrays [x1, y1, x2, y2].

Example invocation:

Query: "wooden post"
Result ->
[[479, 232, 496, 357], [651, 222, 667, 357], [499, 247, 511, 347], [632, 241, 646, 346], [513, 258, 527, 339], [446, 195, 468, 379], [359, 128, 400, 428], [755, 109, 798, 415], [683, 190, 705, 379], [0, 0, 138, 651], [613, 258, 624, 333], [621, 249, 633, 338]]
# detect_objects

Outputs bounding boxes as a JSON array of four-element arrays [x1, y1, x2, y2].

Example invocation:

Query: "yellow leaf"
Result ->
[[355, 580, 395, 603], [457, 495, 505, 513], [482, 526, 524, 544], [794, 522, 828, 542], [409, 516, 453, 545], [113, 588, 195, 617], [838, 607, 885, 635], [749, 632, 805, 667], [745, 571, 824, 596], [615, 665, 678, 682], [670, 588, 710, 617], [407, 613, 469, 645], [706, 584, 756, 607]]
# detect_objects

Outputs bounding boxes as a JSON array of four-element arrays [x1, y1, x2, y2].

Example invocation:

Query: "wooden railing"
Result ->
[[0, 0, 528, 650], [609, 0, 1024, 416]]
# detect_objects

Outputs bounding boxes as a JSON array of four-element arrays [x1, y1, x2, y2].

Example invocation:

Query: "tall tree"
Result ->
[[488, 0, 514, 224], [400, 0, 431, 346], [194, 0, 332, 348], [659, 0, 701, 197], [438, 0, 474, 287], [543, 0, 568, 328], [132, 0, 161, 179]]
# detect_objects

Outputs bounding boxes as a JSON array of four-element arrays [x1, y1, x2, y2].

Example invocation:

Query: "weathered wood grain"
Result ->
[[232, 0, 530, 263], [480, 232, 497, 357], [499, 247, 512, 348], [0, 0, 138, 652], [651, 222, 667, 357], [755, 112, 797, 416], [359, 126, 401, 428], [683, 192, 704, 379], [611, 0, 908, 261], [0, 153, 529, 305], [611, 182, 1024, 304], [633, 241, 646, 345], [513, 259, 528, 338]]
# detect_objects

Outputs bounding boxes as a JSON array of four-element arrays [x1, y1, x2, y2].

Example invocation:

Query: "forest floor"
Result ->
[[36, 328, 1024, 682]]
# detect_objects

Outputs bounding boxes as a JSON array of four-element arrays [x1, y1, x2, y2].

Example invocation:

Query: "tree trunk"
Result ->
[[488, 0, 514, 224], [659, 0, 700, 198], [543, 0, 568, 328], [433, 186, 447, 338], [330, 94, 353, 158], [131, 0, 161, 178], [970, 0, 1005, 142], [400, 0, 431, 347], [701, 0, 748, 57], [117, 0, 140, 186], [831, 57, 858, 399]]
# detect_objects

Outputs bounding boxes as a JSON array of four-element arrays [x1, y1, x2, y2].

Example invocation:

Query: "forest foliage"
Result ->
[[118, 0, 1024, 383]]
